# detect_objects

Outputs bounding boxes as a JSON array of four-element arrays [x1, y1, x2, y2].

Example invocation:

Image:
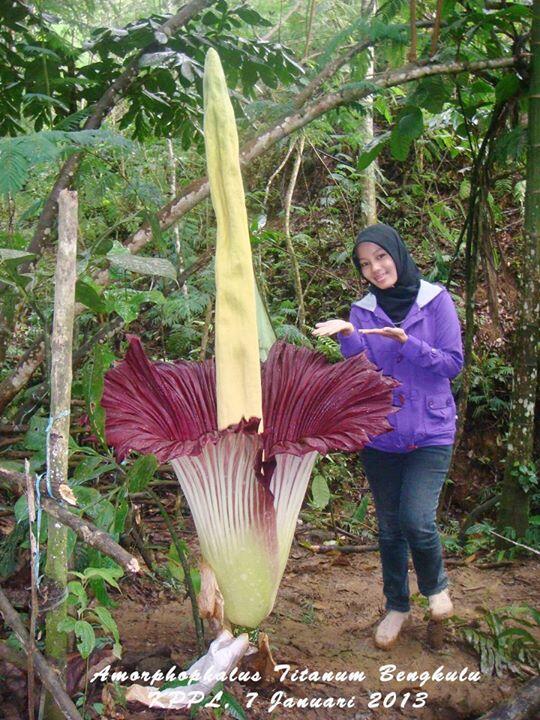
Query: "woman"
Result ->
[[313, 223, 463, 650]]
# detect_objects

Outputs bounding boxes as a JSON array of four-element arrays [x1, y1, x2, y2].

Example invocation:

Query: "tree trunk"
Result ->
[[43, 190, 78, 720], [498, 1, 540, 537]]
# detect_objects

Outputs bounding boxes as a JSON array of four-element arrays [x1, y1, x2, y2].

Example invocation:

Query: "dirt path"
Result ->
[[112, 544, 539, 720]]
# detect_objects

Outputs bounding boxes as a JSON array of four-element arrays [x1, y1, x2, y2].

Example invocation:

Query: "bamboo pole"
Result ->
[[0, 589, 83, 720], [43, 189, 78, 720]]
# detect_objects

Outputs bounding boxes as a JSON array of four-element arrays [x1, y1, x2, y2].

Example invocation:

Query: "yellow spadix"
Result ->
[[203, 48, 262, 430]]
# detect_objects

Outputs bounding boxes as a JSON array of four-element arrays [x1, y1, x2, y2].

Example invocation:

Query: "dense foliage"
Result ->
[[0, 1, 538, 715]]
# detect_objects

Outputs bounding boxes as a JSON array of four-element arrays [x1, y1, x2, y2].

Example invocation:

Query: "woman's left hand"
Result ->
[[359, 327, 408, 344]]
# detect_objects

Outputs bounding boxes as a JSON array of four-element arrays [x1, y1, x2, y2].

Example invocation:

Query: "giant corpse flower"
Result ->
[[103, 336, 397, 628], [101, 49, 397, 707]]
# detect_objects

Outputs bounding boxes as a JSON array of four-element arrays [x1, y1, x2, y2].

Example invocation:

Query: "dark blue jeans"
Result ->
[[361, 445, 453, 612]]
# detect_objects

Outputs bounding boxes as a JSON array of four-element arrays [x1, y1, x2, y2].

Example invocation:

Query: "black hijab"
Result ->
[[351, 223, 421, 324]]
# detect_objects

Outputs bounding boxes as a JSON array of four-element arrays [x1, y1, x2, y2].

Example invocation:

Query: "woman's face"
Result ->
[[356, 242, 398, 289]]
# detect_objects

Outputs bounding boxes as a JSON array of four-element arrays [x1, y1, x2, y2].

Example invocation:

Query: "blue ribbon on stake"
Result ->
[[32, 409, 71, 587]]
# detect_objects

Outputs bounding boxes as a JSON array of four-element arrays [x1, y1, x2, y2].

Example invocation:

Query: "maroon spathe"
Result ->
[[102, 337, 398, 465]]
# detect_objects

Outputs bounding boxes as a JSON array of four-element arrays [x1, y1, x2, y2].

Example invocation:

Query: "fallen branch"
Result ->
[[0, 588, 84, 720], [299, 541, 379, 554], [445, 558, 515, 569], [486, 529, 540, 556], [476, 675, 540, 720], [0, 466, 140, 574]]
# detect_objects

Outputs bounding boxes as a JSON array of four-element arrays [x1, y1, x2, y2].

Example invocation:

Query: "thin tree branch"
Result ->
[[283, 136, 306, 331], [25, 460, 38, 720], [262, 0, 303, 41], [294, 18, 434, 109]]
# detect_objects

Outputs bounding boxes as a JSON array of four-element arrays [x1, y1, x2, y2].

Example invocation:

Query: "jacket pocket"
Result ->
[[425, 393, 454, 434]]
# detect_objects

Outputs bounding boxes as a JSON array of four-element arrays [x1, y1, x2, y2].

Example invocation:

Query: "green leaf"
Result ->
[[24, 415, 48, 452], [352, 494, 370, 523], [73, 455, 116, 483], [127, 454, 158, 493], [390, 106, 423, 161], [104, 288, 165, 324], [221, 690, 247, 719], [167, 544, 200, 591], [107, 250, 177, 281], [357, 132, 390, 170], [75, 280, 109, 314], [83, 344, 114, 446], [167, 540, 189, 582], [83, 566, 123, 590], [74, 620, 96, 659], [14, 496, 29, 523], [411, 76, 450, 113], [235, 7, 272, 26], [495, 74, 521, 104], [311, 474, 331, 510], [91, 605, 120, 644], [114, 499, 129, 535], [0, 248, 35, 264], [57, 617, 77, 633], [72, 485, 102, 508], [67, 580, 88, 610]]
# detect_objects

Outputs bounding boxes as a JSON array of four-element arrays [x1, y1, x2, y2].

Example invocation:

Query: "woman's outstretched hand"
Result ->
[[312, 320, 354, 337], [360, 327, 408, 344]]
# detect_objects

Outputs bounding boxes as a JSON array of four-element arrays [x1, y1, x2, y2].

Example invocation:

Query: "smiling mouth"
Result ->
[[374, 274, 387, 281]]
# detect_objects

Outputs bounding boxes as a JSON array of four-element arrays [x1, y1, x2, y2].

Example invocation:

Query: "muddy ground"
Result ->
[[108, 521, 539, 720]]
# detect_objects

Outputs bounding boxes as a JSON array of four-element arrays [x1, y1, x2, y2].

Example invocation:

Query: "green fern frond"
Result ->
[[160, 288, 211, 327], [0, 129, 133, 196], [0, 144, 30, 195]]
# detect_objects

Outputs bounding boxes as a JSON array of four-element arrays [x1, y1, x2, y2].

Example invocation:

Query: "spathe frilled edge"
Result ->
[[102, 336, 398, 466], [102, 336, 260, 462]]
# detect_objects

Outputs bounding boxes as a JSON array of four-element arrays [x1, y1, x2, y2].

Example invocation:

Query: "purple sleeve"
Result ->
[[337, 306, 367, 358], [400, 290, 463, 378]]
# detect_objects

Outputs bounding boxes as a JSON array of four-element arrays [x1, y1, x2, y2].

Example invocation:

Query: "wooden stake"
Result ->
[[43, 189, 78, 720]]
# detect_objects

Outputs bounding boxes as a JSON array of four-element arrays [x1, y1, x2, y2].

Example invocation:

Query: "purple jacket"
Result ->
[[338, 280, 463, 453]]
